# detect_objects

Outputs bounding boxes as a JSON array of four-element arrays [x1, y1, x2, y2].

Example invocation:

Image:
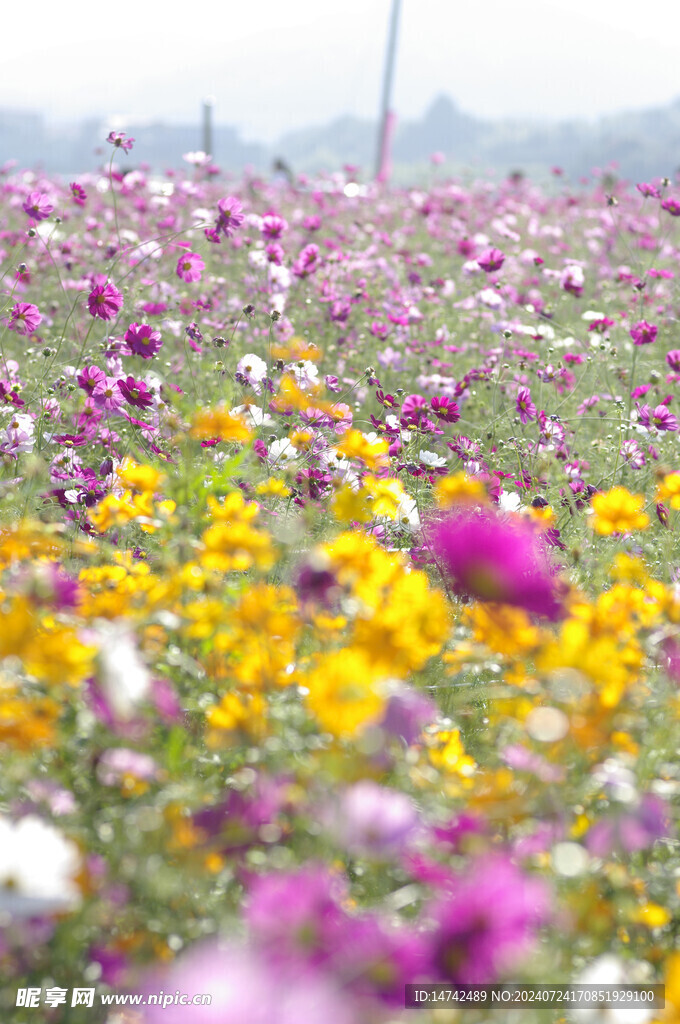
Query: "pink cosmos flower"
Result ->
[[661, 197, 680, 216], [261, 214, 288, 240], [265, 242, 284, 265], [636, 403, 678, 432], [629, 320, 657, 345], [106, 131, 134, 152], [69, 182, 87, 205], [22, 191, 54, 221], [431, 396, 460, 423], [87, 283, 124, 321], [636, 182, 661, 199], [77, 364, 106, 395], [6, 302, 42, 336], [560, 264, 584, 296], [292, 243, 320, 278], [124, 322, 163, 358], [477, 247, 505, 273], [176, 251, 205, 282], [429, 508, 563, 619], [666, 350, 680, 372], [428, 855, 551, 984], [515, 386, 537, 424], [215, 196, 244, 237], [117, 376, 154, 408], [93, 376, 125, 412]]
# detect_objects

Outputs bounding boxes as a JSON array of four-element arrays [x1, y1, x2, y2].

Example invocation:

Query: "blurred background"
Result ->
[[3, 0, 680, 181]]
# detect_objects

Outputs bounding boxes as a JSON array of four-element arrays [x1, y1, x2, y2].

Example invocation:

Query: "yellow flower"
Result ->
[[189, 405, 252, 442], [630, 903, 671, 928], [590, 486, 650, 536], [304, 647, 386, 738], [462, 603, 544, 659], [335, 429, 390, 471], [429, 728, 477, 778], [656, 471, 680, 510], [331, 483, 371, 524], [116, 458, 165, 493], [255, 477, 291, 498], [434, 472, 488, 508], [206, 690, 267, 737], [200, 523, 274, 573], [362, 474, 408, 518]]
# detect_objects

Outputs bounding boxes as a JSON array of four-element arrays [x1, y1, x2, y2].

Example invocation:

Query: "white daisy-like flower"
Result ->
[[419, 449, 447, 468]]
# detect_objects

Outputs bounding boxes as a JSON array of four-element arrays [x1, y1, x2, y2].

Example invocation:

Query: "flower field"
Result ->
[[1, 138, 680, 1022]]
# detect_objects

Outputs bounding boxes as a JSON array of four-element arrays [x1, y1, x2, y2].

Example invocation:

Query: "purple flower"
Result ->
[[261, 214, 288, 240], [215, 196, 244, 237], [69, 182, 87, 205], [176, 251, 205, 282], [22, 191, 54, 221], [661, 197, 680, 216], [124, 322, 163, 358], [428, 856, 551, 984], [6, 302, 42, 336], [292, 243, 320, 278], [117, 375, 154, 408], [92, 376, 125, 412], [477, 247, 505, 273], [629, 319, 657, 345], [107, 131, 134, 152], [325, 781, 421, 858], [636, 403, 678, 432], [636, 182, 661, 199], [666, 349, 680, 372], [431, 396, 460, 423], [380, 683, 437, 745], [429, 508, 563, 619], [515, 386, 537, 424], [87, 282, 124, 321], [586, 795, 671, 857]]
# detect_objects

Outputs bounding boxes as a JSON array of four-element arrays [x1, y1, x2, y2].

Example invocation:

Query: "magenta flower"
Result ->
[[636, 182, 661, 199], [666, 349, 680, 372], [292, 243, 320, 278], [22, 191, 54, 221], [477, 247, 505, 273], [77, 364, 106, 395], [92, 376, 125, 412], [661, 197, 680, 216], [117, 375, 154, 408], [586, 794, 671, 857], [326, 781, 421, 858], [69, 182, 87, 205], [428, 855, 550, 984], [636, 403, 678, 432], [629, 319, 657, 345], [176, 251, 205, 282], [124, 322, 163, 358], [6, 302, 42, 336], [215, 196, 244, 237], [87, 282, 124, 321], [431, 396, 460, 422], [429, 508, 563, 619], [106, 131, 134, 152], [515, 386, 537, 424], [261, 213, 288, 240]]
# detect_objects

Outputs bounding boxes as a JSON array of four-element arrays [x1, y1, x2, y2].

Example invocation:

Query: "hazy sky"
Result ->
[[4, 0, 680, 141]]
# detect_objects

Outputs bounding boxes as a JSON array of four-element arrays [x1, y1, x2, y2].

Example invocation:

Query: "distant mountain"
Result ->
[[2, 95, 680, 182]]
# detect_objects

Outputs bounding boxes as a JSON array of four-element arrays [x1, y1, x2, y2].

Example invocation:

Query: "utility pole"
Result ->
[[202, 96, 215, 158], [375, 0, 401, 181]]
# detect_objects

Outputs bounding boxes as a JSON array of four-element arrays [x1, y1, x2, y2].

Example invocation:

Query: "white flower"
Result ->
[[236, 353, 268, 391], [419, 449, 447, 468], [286, 360, 319, 391], [96, 621, 151, 720], [268, 438, 297, 465], [394, 497, 421, 532], [498, 490, 522, 513], [0, 815, 81, 917]]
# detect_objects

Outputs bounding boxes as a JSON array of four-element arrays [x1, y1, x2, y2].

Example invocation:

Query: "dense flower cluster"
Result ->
[[0, 145, 678, 1022]]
